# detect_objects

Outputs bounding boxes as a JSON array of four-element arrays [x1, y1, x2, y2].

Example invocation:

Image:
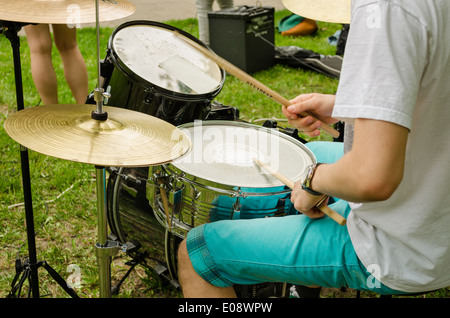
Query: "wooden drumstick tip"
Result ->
[[254, 158, 295, 189], [307, 195, 347, 226]]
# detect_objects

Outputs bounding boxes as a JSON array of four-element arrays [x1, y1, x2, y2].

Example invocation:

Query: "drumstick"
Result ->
[[173, 31, 339, 139], [254, 159, 346, 226]]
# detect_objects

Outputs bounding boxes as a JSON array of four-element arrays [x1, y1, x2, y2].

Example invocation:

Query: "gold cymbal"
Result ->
[[282, 0, 351, 24], [0, 0, 135, 25], [4, 104, 191, 167]]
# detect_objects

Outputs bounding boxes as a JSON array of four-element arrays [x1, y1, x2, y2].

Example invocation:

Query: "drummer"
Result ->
[[177, 0, 450, 297], [24, 24, 88, 105]]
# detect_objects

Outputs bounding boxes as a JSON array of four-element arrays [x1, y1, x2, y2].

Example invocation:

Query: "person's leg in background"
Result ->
[[52, 24, 88, 104], [24, 24, 58, 105], [195, 0, 234, 45], [24, 24, 88, 104]]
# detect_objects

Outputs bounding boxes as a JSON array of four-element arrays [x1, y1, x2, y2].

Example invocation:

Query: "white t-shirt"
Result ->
[[333, 0, 450, 292]]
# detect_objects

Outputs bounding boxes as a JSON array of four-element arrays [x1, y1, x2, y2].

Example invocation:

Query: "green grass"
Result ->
[[0, 11, 448, 299]]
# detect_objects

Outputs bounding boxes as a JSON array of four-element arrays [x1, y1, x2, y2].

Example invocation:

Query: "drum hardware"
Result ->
[[205, 101, 240, 121], [109, 245, 182, 295], [230, 198, 242, 220], [109, 166, 147, 187], [102, 86, 112, 105], [94, 159, 119, 299], [104, 233, 173, 296], [262, 120, 308, 144], [150, 169, 180, 230], [110, 246, 180, 295], [156, 173, 173, 230], [8, 258, 79, 298], [111, 257, 140, 296]]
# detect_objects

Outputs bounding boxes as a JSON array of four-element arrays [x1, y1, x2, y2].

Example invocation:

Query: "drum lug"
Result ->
[[103, 86, 111, 104], [144, 89, 155, 105], [171, 188, 183, 216], [149, 168, 186, 229], [230, 197, 242, 220]]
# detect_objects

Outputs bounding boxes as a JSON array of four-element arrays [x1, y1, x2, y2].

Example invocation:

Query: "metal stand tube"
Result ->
[[95, 167, 108, 246], [94, 166, 118, 298]]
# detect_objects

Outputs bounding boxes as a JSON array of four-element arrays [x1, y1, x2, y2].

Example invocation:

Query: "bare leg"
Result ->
[[195, 0, 233, 45], [177, 239, 237, 298], [24, 24, 58, 105], [53, 25, 88, 104]]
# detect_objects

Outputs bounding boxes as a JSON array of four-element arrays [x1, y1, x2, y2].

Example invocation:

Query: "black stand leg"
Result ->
[[111, 259, 138, 296], [8, 258, 79, 298], [1, 21, 77, 298], [2, 20, 40, 298]]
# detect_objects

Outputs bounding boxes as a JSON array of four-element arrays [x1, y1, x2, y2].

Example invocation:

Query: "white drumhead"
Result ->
[[112, 24, 223, 95], [172, 121, 316, 188]]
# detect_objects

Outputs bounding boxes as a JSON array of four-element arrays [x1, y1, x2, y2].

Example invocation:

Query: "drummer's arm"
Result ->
[[312, 118, 409, 203], [291, 118, 409, 217]]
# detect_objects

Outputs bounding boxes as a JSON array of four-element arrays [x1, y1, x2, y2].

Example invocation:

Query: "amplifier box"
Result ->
[[208, 6, 275, 73]]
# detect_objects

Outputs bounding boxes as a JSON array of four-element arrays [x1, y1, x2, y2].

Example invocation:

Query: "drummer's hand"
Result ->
[[290, 180, 326, 219], [282, 93, 338, 137]]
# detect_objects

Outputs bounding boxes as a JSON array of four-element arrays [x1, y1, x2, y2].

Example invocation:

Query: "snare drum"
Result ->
[[148, 121, 316, 238], [101, 21, 225, 125], [106, 121, 314, 290]]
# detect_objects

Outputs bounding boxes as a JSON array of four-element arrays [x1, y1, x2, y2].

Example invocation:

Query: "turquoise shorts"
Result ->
[[186, 142, 405, 295]]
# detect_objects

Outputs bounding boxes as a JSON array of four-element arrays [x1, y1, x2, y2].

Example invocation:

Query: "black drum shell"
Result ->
[[106, 167, 180, 281], [102, 20, 226, 126]]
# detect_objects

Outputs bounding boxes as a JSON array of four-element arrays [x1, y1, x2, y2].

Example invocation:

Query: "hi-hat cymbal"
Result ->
[[4, 104, 191, 167], [0, 0, 135, 25]]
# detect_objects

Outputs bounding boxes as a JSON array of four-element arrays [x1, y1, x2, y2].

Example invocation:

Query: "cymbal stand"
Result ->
[[93, 166, 119, 298], [91, 0, 119, 298], [1, 20, 78, 298]]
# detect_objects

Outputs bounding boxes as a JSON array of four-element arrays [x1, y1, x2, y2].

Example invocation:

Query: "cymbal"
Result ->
[[0, 0, 135, 25], [4, 104, 191, 167], [282, 0, 351, 24]]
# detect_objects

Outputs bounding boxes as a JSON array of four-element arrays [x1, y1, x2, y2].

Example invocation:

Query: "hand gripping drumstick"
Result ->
[[173, 31, 340, 138], [254, 159, 346, 225]]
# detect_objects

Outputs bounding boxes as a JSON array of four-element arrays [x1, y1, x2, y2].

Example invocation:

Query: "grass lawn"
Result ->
[[0, 10, 448, 299]]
